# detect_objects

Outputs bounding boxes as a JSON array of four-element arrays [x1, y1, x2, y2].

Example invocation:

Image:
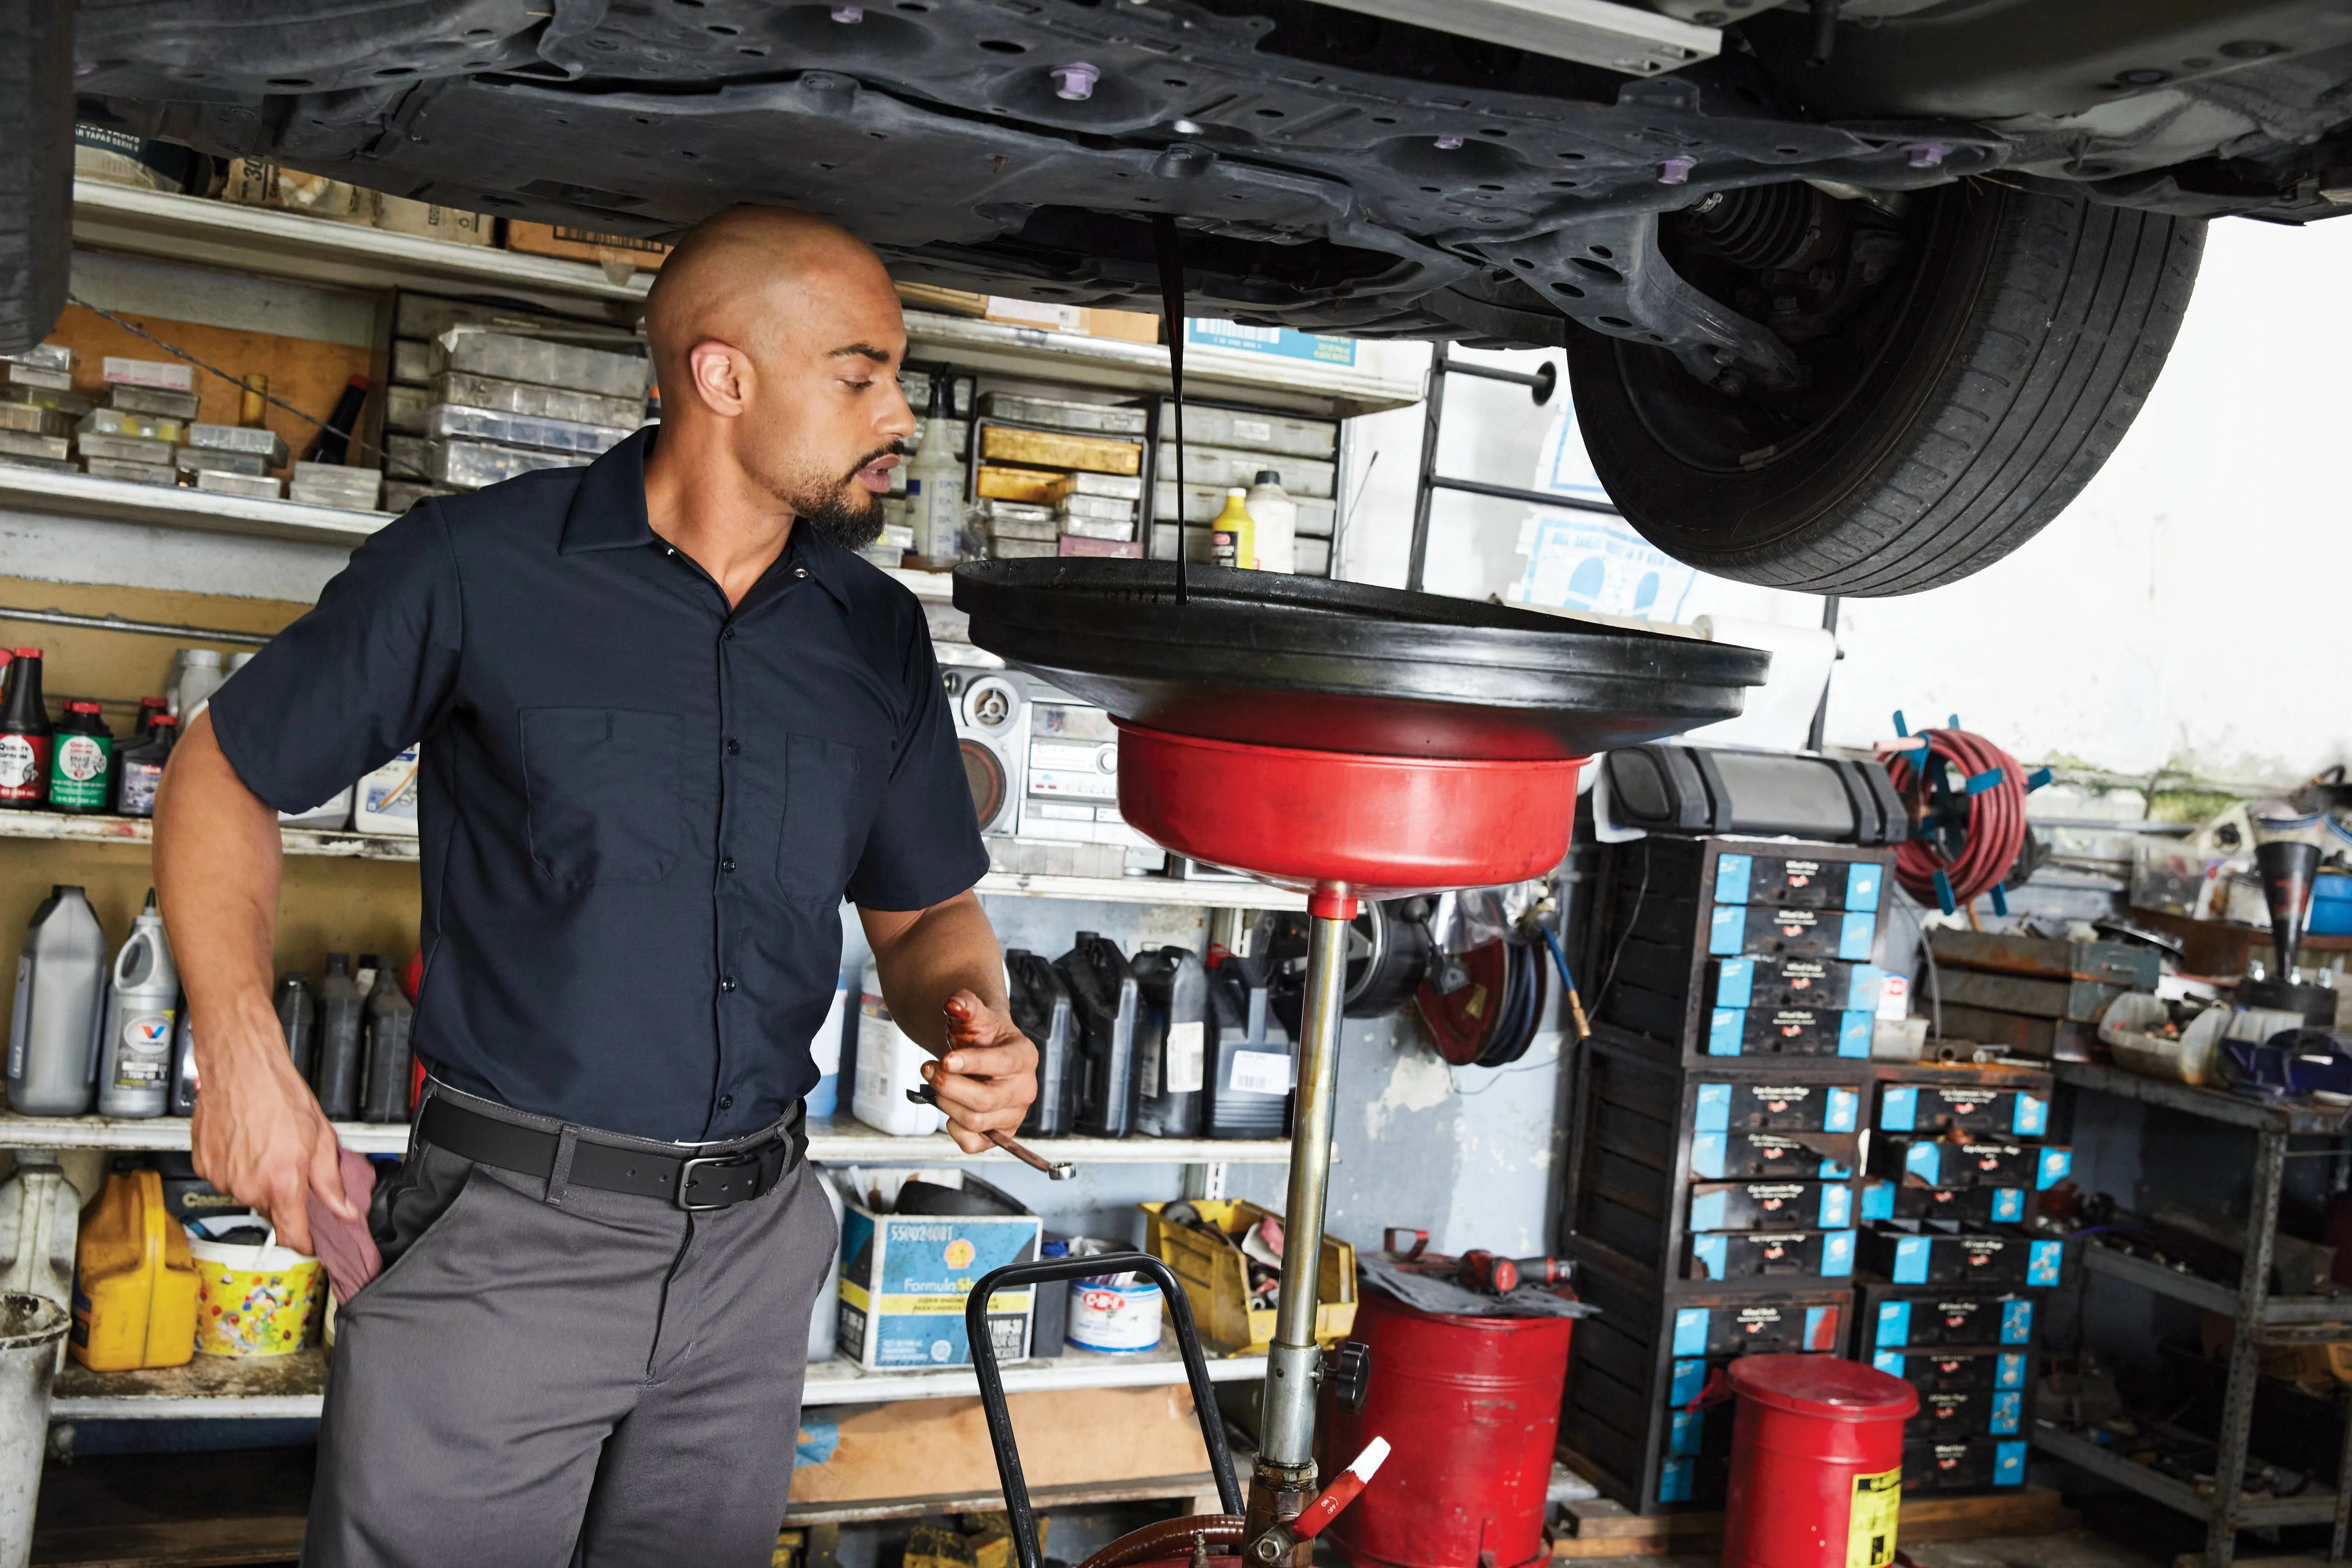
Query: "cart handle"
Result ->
[[966, 1249, 1244, 1568]]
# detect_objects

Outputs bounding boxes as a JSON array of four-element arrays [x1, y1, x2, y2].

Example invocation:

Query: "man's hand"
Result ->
[[188, 1001, 357, 1258], [919, 990, 1039, 1156]]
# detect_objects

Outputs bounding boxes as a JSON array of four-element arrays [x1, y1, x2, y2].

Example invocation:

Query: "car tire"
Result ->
[[0, 0, 74, 356], [1565, 180, 2205, 596]]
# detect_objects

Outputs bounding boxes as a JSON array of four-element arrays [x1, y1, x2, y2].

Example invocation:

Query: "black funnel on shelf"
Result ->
[[2258, 838, 2321, 978]]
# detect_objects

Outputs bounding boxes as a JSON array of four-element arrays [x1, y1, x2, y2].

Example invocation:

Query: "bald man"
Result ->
[[152, 207, 1038, 1566]]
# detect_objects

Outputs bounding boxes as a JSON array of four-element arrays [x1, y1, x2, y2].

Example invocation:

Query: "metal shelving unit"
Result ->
[[51, 1331, 1268, 1423], [2035, 1061, 2352, 1568]]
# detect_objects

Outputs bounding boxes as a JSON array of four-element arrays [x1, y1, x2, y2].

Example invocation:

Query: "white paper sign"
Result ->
[[1228, 1049, 1290, 1096]]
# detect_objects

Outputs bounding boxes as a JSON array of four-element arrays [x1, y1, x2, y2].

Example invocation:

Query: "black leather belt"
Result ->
[[416, 1096, 801, 1211]]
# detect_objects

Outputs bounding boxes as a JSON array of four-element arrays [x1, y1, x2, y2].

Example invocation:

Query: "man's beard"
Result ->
[[780, 442, 903, 552]]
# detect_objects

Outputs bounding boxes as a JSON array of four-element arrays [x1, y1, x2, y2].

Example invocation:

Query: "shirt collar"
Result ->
[[560, 426, 854, 611]]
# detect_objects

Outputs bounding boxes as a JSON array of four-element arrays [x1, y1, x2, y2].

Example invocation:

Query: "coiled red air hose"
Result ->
[[1879, 728, 2029, 909]]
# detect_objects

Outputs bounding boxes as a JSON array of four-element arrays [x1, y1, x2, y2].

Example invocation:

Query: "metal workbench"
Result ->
[[2037, 1061, 2352, 1568]]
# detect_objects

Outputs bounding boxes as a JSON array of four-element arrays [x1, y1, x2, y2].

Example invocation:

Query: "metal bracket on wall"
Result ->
[[1405, 345, 1620, 593]]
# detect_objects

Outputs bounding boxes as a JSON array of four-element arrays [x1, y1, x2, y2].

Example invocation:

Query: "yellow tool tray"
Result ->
[[1140, 1199, 1357, 1356]]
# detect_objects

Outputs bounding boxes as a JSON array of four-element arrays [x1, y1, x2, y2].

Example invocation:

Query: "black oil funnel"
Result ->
[[2258, 838, 2321, 977]]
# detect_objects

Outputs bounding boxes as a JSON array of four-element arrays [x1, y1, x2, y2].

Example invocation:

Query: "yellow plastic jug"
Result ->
[[71, 1166, 198, 1370]]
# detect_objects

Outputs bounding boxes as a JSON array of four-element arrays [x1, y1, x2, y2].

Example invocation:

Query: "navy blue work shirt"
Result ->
[[210, 429, 988, 1142]]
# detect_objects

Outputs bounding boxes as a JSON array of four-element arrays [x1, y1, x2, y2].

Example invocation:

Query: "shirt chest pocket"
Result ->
[[519, 708, 682, 886], [776, 732, 880, 903]]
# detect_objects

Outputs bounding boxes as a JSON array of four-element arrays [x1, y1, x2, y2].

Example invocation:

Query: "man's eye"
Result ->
[[845, 378, 875, 391]]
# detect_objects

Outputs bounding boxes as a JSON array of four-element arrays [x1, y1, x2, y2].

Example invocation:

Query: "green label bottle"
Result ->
[[49, 701, 114, 813]]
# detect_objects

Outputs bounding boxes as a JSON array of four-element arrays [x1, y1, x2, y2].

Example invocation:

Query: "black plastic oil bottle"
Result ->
[[0, 648, 54, 809], [1006, 950, 1076, 1138], [274, 974, 316, 1080], [1056, 934, 1140, 1139], [113, 713, 176, 819], [1132, 946, 1208, 1138], [1204, 958, 1294, 1140], [311, 953, 365, 1121], [360, 960, 414, 1123]]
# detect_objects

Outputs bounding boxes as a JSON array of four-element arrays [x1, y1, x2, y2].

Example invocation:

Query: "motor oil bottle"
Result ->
[[113, 713, 176, 819], [165, 1004, 199, 1116], [275, 974, 317, 1080], [1056, 934, 1141, 1138], [1243, 470, 1298, 576], [1132, 946, 1208, 1138], [48, 700, 114, 814], [851, 962, 944, 1136], [7, 885, 107, 1115], [95, 891, 177, 1118], [0, 1151, 81, 1361], [904, 374, 967, 563], [0, 647, 54, 808], [311, 953, 365, 1121], [353, 746, 421, 835], [360, 959, 414, 1122], [130, 696, 166, 741], [1207, 488, 1256, 572], [70, 1161, 198, 1371], [1006, 950, 1076, 1138], [169, 648, 222, 722]]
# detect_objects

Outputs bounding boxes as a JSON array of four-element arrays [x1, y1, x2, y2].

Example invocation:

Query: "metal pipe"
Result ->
[[1430, 474, 1621, 516], [1405, 349, 1447, 593], [0, 605, 271, 647], [1258, 890, 1353, 1469], [2208, 1126, 2287, 1568]]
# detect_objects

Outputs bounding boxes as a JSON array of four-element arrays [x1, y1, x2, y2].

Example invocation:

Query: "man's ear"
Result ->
[[685, 340, 751, 417]]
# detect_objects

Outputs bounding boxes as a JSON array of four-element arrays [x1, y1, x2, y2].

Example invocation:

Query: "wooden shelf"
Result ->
[[0, 808, 1306, 907], [49, 1332, 1265, 1421], [69, 181, 1425, 419], [0, 1108, 1290, 1166]]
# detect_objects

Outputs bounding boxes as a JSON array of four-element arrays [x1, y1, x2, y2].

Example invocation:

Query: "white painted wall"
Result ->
[[1340, 214, 2352, 789]]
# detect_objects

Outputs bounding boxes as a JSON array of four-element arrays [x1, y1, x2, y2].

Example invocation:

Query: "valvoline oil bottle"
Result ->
[[71, 1161, 198, 1370]]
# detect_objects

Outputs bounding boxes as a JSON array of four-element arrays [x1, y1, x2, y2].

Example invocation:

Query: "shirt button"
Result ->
[[721, 857, 737, 874], [718, 1095, 735, 1111], [726, 738, 741, 756], [720, 975, 738, 993], [792, 567, 809, 580], [723, 627, 737, 641]]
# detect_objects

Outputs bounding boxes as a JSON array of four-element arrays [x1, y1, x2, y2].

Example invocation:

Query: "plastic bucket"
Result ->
[[187, 1221, 324, 1358], [1066, 1237, 1165, 1354], [0, 1295, 70, 1567]]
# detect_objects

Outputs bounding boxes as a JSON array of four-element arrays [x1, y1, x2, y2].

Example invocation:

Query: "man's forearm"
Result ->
[[862, 891, 1006, 1057], [153, 713, 291, 1079]]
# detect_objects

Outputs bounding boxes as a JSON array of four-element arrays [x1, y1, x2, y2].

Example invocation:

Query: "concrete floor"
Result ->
[[1570, 1533, 2164, 1568]]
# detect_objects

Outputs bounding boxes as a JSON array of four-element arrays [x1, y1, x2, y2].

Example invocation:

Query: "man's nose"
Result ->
[[880, 380, 918, 440]]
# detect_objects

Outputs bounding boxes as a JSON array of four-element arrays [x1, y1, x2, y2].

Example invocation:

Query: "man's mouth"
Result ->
[[851, 450, 904, 494]]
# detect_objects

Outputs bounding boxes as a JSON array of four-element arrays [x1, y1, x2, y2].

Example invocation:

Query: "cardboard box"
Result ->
[[215, 158, 374, 224], [791, 1384, 1211, 1503], [979, 426, 1142, 476], [984, 298, 1161, 345], [897, 283, 991, 317], [375, 194, 493, 247], [504, 221, 673, 273], [835, 1167, 1041, 1371], [977, 465, 1072, 504]]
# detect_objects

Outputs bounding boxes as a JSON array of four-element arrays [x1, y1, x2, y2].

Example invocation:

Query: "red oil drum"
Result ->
[[1317, 1287, 1575, 1568], [1722, 1356, 1917, 1568]]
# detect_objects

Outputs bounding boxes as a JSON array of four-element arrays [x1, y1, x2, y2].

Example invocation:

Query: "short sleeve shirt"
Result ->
[[209, 429, 987, 1142]]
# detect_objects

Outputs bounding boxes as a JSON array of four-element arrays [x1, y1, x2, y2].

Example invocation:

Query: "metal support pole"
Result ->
[[2329, 1390, 2352, 1563], [1247, 884, 1354, 1554], [2207, 1126, 2287, 1568], [1405, 350, 1447, 593]]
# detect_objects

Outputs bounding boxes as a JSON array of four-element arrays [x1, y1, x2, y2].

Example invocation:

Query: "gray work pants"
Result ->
[[305, 1101, 835, 1567]]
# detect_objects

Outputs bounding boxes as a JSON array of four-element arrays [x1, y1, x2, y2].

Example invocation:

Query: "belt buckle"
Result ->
[[678, 1151, 760, 1211]]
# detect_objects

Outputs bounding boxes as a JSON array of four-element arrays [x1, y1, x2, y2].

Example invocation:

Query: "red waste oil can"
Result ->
[[1722, 1355, 1917, 1568], [1317, 1286, 1575, 1568]]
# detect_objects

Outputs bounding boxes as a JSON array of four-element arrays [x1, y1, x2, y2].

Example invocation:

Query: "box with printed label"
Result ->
[[1689, 1128, 1858, 1181], [1708, 904, 1877, 961], [1688, 1180, 1854, 1234], [1667, 1294, 1848, 1358], [1903, 1436, 2026, 1492], [1860, 1286, 2035, 1351], [1911, 1384, 2025, 1437], [1861, 1223, 2062, 1288], [835, 1167, 1041, 1371], [1710, 956, 1882, 1013], [1704, 1005, 1874, 1059], [1870, 1345, 2030, 1397], [1687, 1228, 1855, 1281], [1876, 1079, 2051, 1138], [1693, 1077, 1863, 1134], [1712, 853, 1884, 911], [1860, 1180, 2030, 1227], [1871, 1137, 2072, 1190]]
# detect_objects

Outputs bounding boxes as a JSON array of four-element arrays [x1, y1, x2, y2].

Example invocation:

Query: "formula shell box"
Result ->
[[835, 1168, 1043, 1371]]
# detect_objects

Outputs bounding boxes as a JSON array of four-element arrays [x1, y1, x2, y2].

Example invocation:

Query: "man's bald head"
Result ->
[[641, 205, 917, 550], [645, 206, 899, 390]]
